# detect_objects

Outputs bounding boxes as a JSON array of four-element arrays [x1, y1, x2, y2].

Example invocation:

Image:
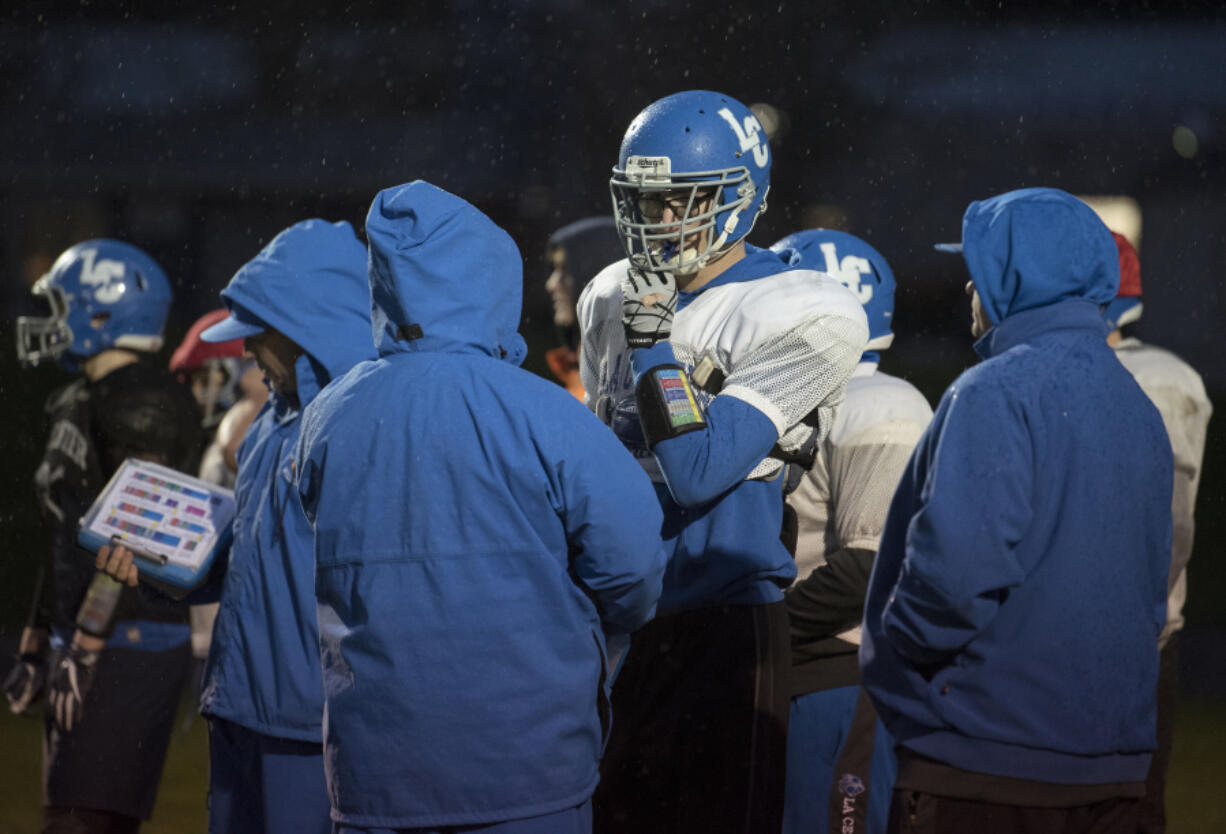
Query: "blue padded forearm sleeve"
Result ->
[[630, 343, 780, 507]]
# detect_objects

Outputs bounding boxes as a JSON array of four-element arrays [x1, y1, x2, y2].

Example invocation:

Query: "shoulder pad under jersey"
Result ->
[[674, 268, 868, 364], [828, 369, 934, 448]]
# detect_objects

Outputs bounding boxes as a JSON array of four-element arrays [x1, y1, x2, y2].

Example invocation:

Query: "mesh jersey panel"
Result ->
[[828, 428, 926, 552], [714, 314, 867, 479]]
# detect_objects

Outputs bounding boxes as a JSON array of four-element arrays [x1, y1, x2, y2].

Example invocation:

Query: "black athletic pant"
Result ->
[[1137, 633, 1180, 834], [593, 601, 791, 834], [43, 640, 191, 827], [887, 791, 1140, 834], [43, 807, 140, 834]]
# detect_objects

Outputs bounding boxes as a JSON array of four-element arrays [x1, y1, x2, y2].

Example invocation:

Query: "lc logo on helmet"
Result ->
[[717, 107, 768, 168], [819, 242, 874, 304], [78, 248, 128, 304]]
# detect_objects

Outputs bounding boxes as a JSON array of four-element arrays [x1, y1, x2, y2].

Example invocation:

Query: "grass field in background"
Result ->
[[1, 695, 1224, 833], [0, 694, 209, 834]]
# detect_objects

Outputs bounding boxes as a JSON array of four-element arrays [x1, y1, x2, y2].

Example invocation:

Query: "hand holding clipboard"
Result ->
[[78, 458, 236, 599]]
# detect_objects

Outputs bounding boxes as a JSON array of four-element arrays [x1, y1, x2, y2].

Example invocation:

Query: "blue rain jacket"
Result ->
[[200, 220, 375, 741], [860, 188, 1173, 785], [295, 181, 667, 828]]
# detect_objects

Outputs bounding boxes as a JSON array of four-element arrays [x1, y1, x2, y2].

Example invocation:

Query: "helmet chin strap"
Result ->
[[663, 246, 703, 275]]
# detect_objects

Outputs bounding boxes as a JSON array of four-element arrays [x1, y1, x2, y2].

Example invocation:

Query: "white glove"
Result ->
[[621, 265, 676, 349], [48, 643, 100, 733]]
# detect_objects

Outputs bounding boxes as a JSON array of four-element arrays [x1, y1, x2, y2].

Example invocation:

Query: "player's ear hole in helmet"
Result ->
[[16, 239, 172, 371]]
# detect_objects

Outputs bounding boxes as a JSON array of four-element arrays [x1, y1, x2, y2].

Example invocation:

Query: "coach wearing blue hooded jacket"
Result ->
[[860, 188, 1173, 833], [96, 220, 372, 831], [294, 181, 667, 833], [195, 220, 375, 833]]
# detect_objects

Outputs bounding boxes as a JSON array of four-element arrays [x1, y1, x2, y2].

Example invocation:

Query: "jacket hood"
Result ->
[[220, 219, 375, 388], [366, 180, 527, 364], [960, 188, 1119, 325]]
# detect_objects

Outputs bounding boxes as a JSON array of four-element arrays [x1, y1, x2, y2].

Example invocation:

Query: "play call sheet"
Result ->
[[82, 460, 232, 569]]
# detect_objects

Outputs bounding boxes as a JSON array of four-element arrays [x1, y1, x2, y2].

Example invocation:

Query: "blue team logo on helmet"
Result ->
[[771, 229, 896, 352], [610, 90, 771, 277], [838, 772, 866, 797], [17, 239, 173, 370]]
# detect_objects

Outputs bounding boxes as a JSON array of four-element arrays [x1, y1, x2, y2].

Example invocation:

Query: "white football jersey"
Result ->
[[1114, 337, 1212, 643], [788, 362, 933, 645], [578, 258, 869, 483]]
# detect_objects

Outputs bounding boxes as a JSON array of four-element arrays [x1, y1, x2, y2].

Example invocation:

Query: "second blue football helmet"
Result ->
[[17, 239, 173, 370], [771, 229, 896, 351], [610, 90, 771, 276]]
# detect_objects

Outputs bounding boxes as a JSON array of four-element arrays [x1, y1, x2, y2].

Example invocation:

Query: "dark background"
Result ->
[[1, 1, 1223, 682]]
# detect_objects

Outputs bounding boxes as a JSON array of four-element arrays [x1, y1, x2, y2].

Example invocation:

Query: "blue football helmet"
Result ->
[[610, 90, 771, 276], [771, 229, 896, 351], [17, 239, 172, 370]]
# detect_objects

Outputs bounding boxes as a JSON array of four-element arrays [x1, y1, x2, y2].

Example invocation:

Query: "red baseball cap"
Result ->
[[169, 308, 246, 373]]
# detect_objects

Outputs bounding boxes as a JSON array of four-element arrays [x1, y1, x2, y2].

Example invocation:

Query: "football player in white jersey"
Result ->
[[769, 230, 933, 834], [579, 90, 868, 834], [1104, 232, 1212, 834]]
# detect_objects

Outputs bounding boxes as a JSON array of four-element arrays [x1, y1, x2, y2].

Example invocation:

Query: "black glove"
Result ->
[[3, 648, 48, 716], [48, 643, 101, 732], [621, 266, 676, 349]]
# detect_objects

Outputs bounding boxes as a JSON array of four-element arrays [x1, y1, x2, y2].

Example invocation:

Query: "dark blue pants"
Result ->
[[784, 685, 897, 834], [207, 716, 331, 834]]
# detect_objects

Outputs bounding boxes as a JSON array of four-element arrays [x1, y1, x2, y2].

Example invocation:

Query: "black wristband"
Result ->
[[634, 364, 706, 449], [624, 326, 669, 350]]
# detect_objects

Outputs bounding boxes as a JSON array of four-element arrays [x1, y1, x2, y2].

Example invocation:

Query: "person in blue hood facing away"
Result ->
[[293, 181, 667, 833], [98, 218, 375, 834], [859, 188, 1173, 833]]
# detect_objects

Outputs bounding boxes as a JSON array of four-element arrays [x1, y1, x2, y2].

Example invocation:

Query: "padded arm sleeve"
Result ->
[[721, 315, 866, 477], [631, 342, 779, 507]]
